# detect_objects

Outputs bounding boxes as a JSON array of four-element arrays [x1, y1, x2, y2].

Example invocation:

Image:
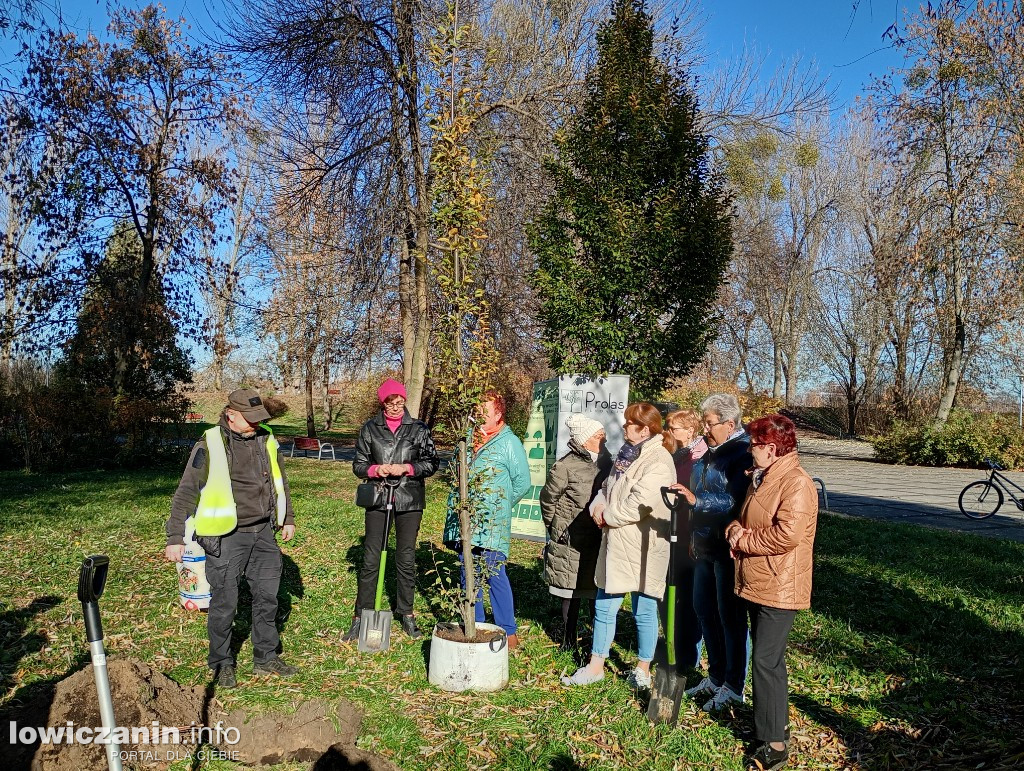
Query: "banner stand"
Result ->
[[511, 374, 629, 542]]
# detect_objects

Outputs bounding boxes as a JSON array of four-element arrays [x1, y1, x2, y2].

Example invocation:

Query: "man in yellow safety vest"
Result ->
[[165, 389, 297, 688]]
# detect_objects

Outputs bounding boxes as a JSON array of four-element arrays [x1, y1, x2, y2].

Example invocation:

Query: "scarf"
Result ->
[[612, 439, 644, 479], [474, 421, 504, 452]]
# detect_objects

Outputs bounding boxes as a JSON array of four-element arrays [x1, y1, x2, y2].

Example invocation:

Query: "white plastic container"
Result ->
[[176, 517, 212, 610], [428, 622, 509, 692]]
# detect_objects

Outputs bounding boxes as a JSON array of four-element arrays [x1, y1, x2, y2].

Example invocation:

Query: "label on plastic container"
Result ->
[[177, 530, 212, 610]]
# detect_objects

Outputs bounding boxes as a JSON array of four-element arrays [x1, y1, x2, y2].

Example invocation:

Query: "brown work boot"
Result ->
[[507, 633, 519, 651]]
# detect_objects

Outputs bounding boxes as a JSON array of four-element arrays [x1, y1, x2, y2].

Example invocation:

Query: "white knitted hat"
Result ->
[[565, 414, 604, 446]]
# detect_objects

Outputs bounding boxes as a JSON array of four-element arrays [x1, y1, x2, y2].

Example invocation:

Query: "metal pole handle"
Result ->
[[78, 556, 122, 771]]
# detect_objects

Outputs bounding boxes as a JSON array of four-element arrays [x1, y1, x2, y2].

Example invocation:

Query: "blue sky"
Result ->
[[45, 0, 917, 112], [697, 0, 916, 111]]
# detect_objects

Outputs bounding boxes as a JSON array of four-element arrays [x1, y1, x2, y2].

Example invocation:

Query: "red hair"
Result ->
[[746, 414, 797, 456], [625, 402, 676, 453], [482, 390, 506, 419]]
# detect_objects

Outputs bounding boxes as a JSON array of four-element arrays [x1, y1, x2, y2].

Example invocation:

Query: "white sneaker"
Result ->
[[560, 666, 604, 686], [701, 684, 744, 712], [684, 676, 717, 699], [626, 667, 652, 690]]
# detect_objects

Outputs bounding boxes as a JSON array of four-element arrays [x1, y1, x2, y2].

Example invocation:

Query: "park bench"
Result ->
[[185, 412, 204, 422], [288, 436, 336, 461]]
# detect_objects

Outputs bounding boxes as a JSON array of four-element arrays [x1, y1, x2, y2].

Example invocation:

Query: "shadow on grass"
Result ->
[[818, 511, 1024, 597], [343, 521, 442, 619], [781, 521, 1024, 768], [0, 596, 63, 693], [812, 562, 1021, 738], [548, 753, 590, 770], [682, 516, 1024, 767]]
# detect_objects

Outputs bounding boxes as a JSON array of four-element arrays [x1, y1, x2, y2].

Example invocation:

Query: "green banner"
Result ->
[[511, 375, 629, 542]]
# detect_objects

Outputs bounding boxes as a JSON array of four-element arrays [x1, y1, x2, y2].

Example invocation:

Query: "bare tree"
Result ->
[[260, 106, 380, 435], [807, 117, 888, 433], [27, 5, 243, 397], [877, 1, 1022, 425], [700, 49, 833, 144], [226, 0, 611, 415], [198, 131, 267, 390], [727, 121, 840, 403], [0, 98, 65, 368]]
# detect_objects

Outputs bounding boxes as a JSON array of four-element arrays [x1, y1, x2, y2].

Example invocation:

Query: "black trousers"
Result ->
[[205, 520, 282, 668], [694, 556, 748, 693], [748, 601, 797, 744], [355, 509, 422, 616]]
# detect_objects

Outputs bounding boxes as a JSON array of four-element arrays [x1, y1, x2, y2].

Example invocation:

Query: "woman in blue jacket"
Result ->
[[675, 393, 752, 711], [443, 390, 531, 649]]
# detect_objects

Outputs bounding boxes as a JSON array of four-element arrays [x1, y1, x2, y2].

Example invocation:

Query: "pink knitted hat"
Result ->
[[378, 378, 407, 403]]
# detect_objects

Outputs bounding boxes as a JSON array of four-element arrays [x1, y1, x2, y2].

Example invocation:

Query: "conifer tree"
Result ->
[[529, 0, 732, 398]]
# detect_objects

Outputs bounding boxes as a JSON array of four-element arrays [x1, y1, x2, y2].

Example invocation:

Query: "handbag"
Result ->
[[355, 481, 378, 509]]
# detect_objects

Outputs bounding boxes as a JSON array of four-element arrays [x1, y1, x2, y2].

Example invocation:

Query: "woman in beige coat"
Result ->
[[561, 403, 676, 689], [725, 414, 818, 771]]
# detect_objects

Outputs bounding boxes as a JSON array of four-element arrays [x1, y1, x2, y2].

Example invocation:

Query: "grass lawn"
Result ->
[[1, 460, 1023, 769]]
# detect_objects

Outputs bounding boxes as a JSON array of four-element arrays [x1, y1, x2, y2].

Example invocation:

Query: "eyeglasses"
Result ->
[[751, 441, 774, 448], [703, 418, 728, 429], [384, 399, 406, 408]]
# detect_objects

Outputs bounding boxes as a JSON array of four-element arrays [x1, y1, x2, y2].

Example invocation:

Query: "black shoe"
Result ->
[[342, 616, 360, 643], [253, 656, 298, 677], [399, 614, 422, 639], [211, 664, 236, 689], [746, 742, 788, 770]]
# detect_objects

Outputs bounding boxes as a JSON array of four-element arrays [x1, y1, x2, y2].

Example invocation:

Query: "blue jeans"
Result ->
[[459, 548, 517, 635], [693, 556, 748, 693], [592, 588, 659, 662]]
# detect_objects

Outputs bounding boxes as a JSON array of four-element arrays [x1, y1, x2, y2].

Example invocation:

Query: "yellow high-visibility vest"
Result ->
[[194, 426, 287, 536]]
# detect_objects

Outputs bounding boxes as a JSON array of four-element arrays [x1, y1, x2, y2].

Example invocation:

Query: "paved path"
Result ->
[[798, 438, 1024, 542]]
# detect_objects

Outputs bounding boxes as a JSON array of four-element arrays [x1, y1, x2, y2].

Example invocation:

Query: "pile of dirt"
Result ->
[[30, 658, 210, 770], [16, 658, 394, 770]]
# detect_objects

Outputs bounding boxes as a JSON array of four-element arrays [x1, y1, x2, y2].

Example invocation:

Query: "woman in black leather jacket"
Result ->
[[343, 378, 439, 642]]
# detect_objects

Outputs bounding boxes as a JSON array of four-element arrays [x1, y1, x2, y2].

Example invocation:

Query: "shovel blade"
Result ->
[[647, 667, 686, 726], [357, 609, 392, 653]]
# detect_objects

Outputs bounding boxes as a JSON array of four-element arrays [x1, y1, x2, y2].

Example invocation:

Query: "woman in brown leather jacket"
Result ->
[[725, 414, 818, 771]]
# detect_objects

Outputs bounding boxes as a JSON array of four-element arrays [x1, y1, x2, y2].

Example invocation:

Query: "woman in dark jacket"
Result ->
[[676, 393, 752, 711], [343, 379, 439, 642], [540, 414, 610, 651]]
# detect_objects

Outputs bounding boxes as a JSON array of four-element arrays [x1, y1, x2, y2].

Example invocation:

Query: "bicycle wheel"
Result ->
[[959, 481, 1003, 519]]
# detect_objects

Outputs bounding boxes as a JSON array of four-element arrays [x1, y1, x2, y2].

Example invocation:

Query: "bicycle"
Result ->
[[958, 459, 1024, 519]]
